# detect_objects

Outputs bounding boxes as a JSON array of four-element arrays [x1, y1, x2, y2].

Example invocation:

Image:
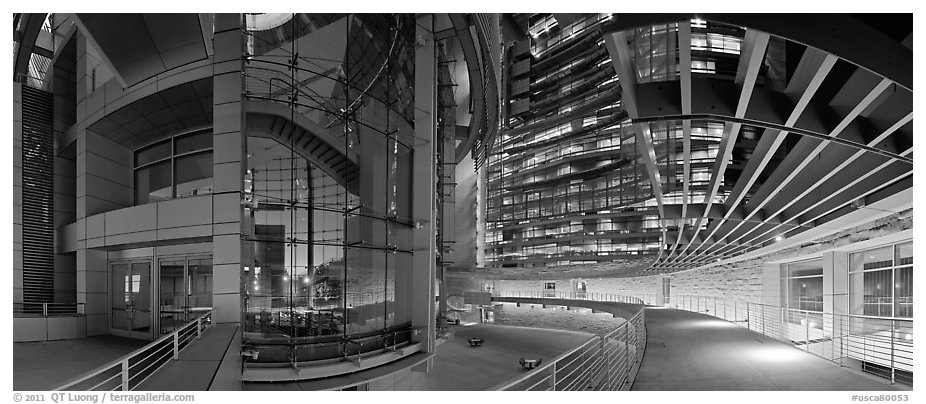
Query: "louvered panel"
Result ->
[[20, 85, 55, 304]]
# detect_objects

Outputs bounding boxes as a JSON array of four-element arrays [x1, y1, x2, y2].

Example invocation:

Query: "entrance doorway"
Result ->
[[158, 256, 213, 335], [111, 260, 153, 340]]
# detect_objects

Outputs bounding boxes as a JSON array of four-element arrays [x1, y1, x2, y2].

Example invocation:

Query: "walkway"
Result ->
[[420, 323, 594, 390], [14, 335, 147, 390], [135, 324, 239, 390], [633, 308, 901, 391]]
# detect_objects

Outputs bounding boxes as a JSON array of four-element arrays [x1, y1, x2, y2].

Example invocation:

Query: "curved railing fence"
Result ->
[[668, 295, 913, 386], [486, 291, 646, 391], [53, 311, 213, 391]]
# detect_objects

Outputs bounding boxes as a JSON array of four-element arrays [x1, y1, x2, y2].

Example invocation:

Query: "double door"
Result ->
[[158, 255, 213, 335], [110, 255, 213, 340]]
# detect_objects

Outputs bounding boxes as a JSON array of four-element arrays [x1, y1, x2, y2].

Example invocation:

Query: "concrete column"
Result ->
[[408, 13, 437, 353], [78, 130, 132, 217], [14, 82, 24, 305], [760, 262, 783, 307], [211, 14, 246, 324], [825, 251, 850, 358], [823, 251, 851, 314], [475, 163, 487, 268], [76, 248, 108, 335]]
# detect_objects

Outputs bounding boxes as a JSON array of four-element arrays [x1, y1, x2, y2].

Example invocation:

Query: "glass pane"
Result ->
[[188, 257, 213, 311], [175, 130, 212, 154], [863, 269, 893, 317], [135, 160, 172, 204], [159, 258, 186, 334], [788, 259, 823, 277], [850, 246, 893, 272], [112, 263, 129, 330], [136, 140, 171, 166], [174, 151, 213, 198], [895, 266, 912, 318], [895, 241, 912, 266], [132, 262, 151, 333], [789, 276, 823, 312]]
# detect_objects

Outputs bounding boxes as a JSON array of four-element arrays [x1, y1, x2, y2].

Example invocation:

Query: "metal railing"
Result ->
[[669, 295, 913, 385], [492, 290, 646, 305], [488, 291, 646, 391], [54, 311, 213, 391], [13, 302, 84, 317]]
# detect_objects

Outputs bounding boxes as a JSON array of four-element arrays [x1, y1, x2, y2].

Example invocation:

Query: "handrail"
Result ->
[[487, 291, 646, 391], [54, 310, 213, 391], [668, 295, 913, 386], [492, 290, 646, 305], [13, 302, 84, 317]]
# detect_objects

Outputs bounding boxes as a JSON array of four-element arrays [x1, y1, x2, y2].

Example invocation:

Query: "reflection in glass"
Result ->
[[134, 130, 214, 205], [174, 131, 213, 154], [136, 140, 171, 166], [785, 259, 823, 312], [849, 242, 913, 318], [241, 14, 418, 365], [135, 161, 171, 204], [159, 258, 186, 333], [175, 151, 214, 198]]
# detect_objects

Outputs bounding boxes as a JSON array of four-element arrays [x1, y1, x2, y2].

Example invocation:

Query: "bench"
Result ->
[[468, 337, 484, 347], [519, 357, 542, 369]]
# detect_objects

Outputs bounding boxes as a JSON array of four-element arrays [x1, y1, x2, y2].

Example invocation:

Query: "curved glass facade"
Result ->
[[241, 14, 418, 363]]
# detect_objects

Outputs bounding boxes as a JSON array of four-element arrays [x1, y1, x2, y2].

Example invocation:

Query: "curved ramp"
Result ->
[[634, 308, 902, 391]]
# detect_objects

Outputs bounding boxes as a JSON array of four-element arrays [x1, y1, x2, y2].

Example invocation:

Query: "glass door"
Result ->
[[111, 261, 153, 340], [158, 258, 187, 334], [158, 255, 212, 335]]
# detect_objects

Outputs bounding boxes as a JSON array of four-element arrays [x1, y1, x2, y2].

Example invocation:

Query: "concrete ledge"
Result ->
[[14, 316, 88, 342], [242, 342, 423, 382], [493, 296, 642, 320]]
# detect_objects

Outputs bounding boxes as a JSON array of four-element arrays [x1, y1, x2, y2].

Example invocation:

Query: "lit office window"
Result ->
[[849, 241, 913, 318], [134, 130, 213, 205], [784, 259, 824, 312]]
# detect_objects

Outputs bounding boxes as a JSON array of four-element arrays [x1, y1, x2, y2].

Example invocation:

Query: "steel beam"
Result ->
[[604, 31, 665, 220], [662, 30, 768, 264], [602, 13, 912, 91]]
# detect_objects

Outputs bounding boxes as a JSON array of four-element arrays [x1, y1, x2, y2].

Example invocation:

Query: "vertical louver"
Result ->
[[21, 85, 54, 304]]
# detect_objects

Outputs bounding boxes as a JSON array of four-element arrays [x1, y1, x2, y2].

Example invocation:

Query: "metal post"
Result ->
[[890, 319, 895, 384], [600, 334, 608, 390], [780, 307, 786, 342], [173, 332, 180, 360], [746, 302, 750, 330], [804, 310, 809, 351], [713, 298, 717, 316], [622, 322, 629, 386], [42, 303, 48, 317], [761, 305, 766, 335], [197, 317, 202, 339], [551, 361, 557, 391], [121, 359, 130, 391]]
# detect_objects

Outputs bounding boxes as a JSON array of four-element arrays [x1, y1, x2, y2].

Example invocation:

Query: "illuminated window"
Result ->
[[849, 241, 912, 318], [784, 260, 824, 312]]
